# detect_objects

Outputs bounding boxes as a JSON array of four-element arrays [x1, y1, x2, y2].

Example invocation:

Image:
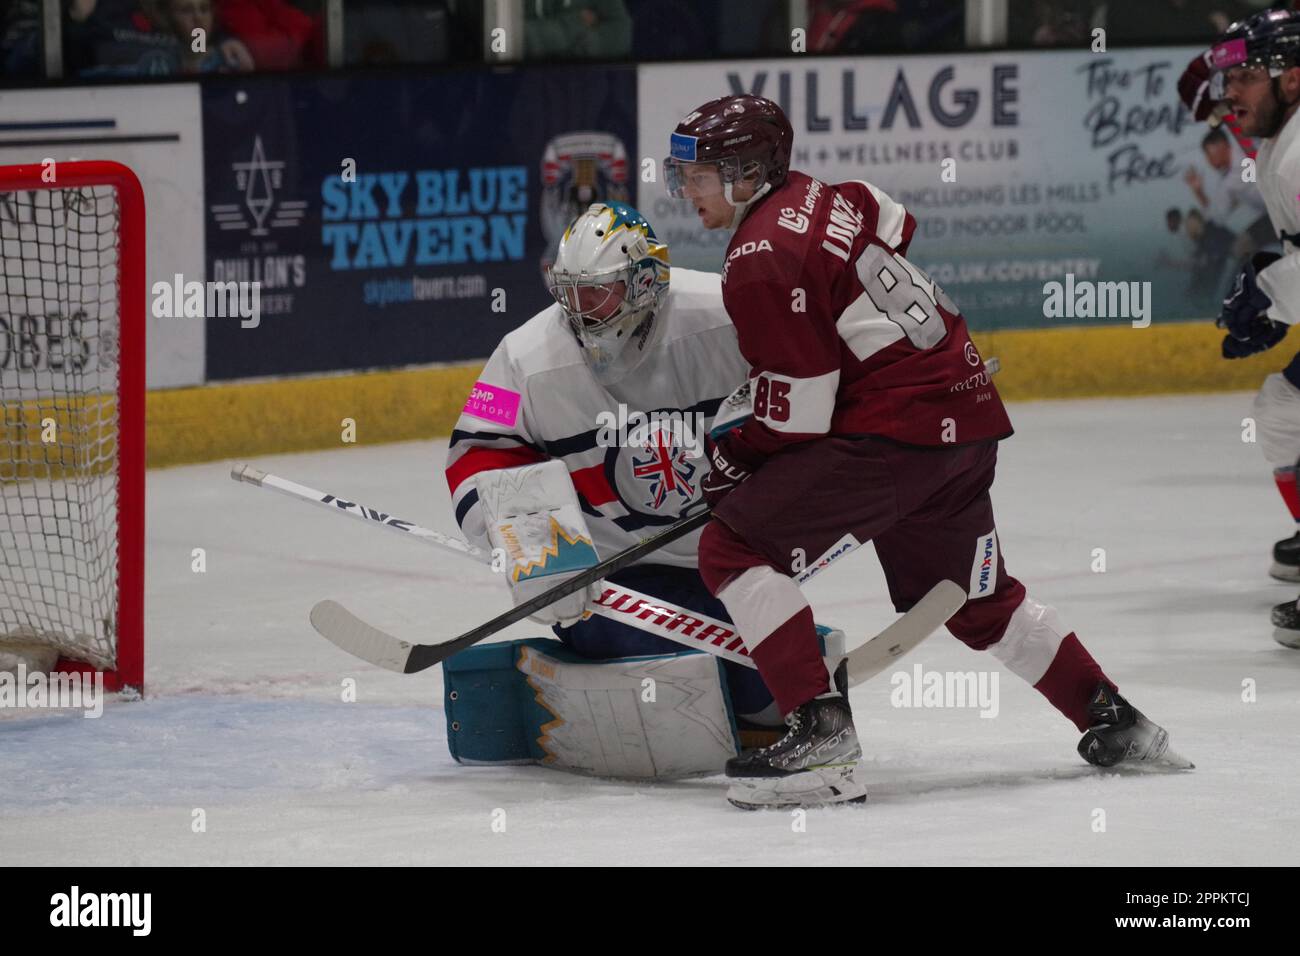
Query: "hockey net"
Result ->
[[0, 161, 144, 693]]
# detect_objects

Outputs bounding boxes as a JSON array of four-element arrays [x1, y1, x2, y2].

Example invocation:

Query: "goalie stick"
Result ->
[[310, 509, 709, 673], [231, 464, 866, 656], [232, 465, 964, 681]]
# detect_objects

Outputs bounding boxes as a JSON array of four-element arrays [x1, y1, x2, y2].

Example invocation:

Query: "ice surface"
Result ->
[[2, 392, 1298, 865]]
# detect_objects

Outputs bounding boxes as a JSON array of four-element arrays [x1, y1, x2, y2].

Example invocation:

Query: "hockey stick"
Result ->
[[312, 510, 711, 673], [231, 462, 866, 584], [232, 464, 749, 659], [232, 464, 866, 661], [844, 580, 964, 688], [310, 578, 964, 683], [232, 465, 963, 678], [231, 464, 491, 565]]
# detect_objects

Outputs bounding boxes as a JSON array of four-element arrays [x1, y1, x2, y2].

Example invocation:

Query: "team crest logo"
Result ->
[[539, 131, 629, 273], [608, 424, 701, 517]]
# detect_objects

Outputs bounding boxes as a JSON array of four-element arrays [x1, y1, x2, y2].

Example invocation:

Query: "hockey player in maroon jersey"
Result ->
[[664, 94, 1187, 807]]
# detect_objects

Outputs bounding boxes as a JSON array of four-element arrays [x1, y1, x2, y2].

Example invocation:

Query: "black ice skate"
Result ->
[[724, 692, 866, 809], [1270, 531, 1300, 582], [725, 692, 860, 778], [1269, 598, 1300, 648], [1077, 683, 1192, 770]]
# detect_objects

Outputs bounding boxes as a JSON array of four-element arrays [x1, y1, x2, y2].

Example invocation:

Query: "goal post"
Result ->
[[0, 160, 145, 694]]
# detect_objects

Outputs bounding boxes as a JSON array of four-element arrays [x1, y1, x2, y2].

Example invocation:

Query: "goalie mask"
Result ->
[[546, 202, 670, 372]]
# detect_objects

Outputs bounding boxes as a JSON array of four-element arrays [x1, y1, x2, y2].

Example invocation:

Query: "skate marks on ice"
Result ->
[[722, 748, 1194, 811]]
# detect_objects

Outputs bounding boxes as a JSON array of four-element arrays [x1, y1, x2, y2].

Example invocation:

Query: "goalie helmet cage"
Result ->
[[0, 161, 145, 694]]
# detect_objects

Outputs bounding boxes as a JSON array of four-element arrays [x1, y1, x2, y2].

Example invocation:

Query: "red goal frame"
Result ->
[[0, 161, 145, 694]]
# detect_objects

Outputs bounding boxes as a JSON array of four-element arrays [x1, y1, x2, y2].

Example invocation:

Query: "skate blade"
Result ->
[[1268, 562, 1300, 583], [1273, 627, 1300, 649], [726, 766, 867, 811], [1158, 747, 1195, 770], [1096, 745, 1195, 773]]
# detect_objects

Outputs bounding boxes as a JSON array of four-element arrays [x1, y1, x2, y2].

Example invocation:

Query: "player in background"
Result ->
[[1198, 9, 1300, 647], [445, 201, 795, 748], [665, 95, 1184, 807]]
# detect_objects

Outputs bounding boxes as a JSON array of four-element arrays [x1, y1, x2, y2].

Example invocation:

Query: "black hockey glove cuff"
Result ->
[[1222, 317, 1288, 359], [1218, 251, 1281, 339]]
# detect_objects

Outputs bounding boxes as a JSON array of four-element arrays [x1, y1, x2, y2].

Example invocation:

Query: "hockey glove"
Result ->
[[701, 434, 760, 509], [1219, 251, 1281, 338], [1222, 317, 1288, 359]]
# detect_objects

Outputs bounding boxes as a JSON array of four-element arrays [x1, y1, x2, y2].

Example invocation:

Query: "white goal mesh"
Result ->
[[0, 180, 124, 672]]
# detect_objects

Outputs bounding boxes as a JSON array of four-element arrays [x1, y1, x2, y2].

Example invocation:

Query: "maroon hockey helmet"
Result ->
[[664, 95, 793, 200]]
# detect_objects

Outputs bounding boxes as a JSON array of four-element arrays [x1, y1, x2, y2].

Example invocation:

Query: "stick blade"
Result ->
[[309, 600, 415, 673], [846, 579, 966, 687]]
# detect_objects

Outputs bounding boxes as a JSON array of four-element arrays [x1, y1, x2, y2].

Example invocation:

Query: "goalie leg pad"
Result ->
[[443, 638, 740, 779]]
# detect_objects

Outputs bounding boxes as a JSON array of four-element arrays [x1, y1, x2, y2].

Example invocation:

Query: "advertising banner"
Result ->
[[0, 84, 206, 388], [638, 47, 1248, 330], [203, 67, 638, 379]]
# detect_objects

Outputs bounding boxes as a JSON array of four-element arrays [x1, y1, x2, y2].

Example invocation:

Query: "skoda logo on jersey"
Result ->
[[609, 424, 701, 520]]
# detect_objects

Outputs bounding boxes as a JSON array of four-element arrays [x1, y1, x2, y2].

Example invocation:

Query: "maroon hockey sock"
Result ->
[[1033, 632, 1113, 731], [1274, 468, 1300, 521], [749, 605, 830, 716]]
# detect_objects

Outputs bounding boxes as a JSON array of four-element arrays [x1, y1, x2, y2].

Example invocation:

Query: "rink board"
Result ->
[[140, 320, 1276, 468]]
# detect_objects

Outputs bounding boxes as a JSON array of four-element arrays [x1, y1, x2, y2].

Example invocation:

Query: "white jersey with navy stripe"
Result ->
[[1255, 110, 1300, 324], [445, 267, 749, 569]]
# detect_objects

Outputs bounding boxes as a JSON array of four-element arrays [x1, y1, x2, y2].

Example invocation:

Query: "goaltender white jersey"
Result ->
[[445, 268, 748, 569], [1254, 111, 1300, 325]]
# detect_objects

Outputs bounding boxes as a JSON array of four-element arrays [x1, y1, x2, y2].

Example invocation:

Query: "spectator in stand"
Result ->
[[2, 1, 42, 76], [65, 0, 252, 75], [1103, 0, 1241, 44], [216, 0, 323, 70], [896, 0, 962, 50], [524, 0, 631, 60], [343, 1, 481, 66], [64, 0, 165, 76], [806, 0, 900, 53], [142, 0, 253, 72], [1012, 0, 1098, 46]]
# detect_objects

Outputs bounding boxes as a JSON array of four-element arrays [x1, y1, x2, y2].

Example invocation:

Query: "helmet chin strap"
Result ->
[[722, 180, 772, 229]]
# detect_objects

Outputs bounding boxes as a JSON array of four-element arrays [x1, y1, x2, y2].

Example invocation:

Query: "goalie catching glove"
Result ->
[[474, 460, 604, 627]]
